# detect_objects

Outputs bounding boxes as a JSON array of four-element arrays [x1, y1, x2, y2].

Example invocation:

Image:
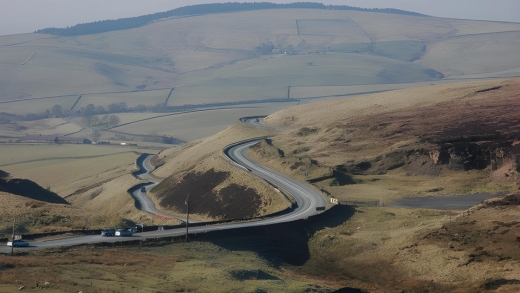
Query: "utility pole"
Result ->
[[11, 216, 15, 256], [185, 195, 189, 243]]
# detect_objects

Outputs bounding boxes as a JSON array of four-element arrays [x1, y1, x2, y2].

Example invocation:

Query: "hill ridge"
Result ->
[[34, 2, 424, 36]]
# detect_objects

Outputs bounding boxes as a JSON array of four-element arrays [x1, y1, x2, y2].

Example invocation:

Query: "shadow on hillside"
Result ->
[[0, 171, 68, 204], [199, 205, 356, 267]]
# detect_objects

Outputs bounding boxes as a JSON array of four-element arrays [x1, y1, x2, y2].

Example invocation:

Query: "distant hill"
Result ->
[[34, 2, 424, 36]]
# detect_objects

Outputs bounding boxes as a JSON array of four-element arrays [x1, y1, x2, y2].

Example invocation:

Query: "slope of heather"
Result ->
[[261, 79, 520, 200], [240, 78, 520, 291]]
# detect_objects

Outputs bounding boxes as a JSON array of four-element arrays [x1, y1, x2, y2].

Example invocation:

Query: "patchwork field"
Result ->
[[0, 144, 149, 196], [1, 8, 519, 110]]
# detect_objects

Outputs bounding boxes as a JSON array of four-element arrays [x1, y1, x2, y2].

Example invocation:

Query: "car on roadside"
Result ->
[[7, 239, 29, 247], [115, 229, 133, 237], [101, 228, 116, 237]]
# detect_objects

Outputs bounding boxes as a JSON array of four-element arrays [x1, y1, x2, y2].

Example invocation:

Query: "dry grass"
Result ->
[[1, 8, 518, 114], [344, 10, 520, 42], [166, 85, 289, 106], [0, 96, 78, 115], [148, 122, 290, 220], [77, 89, 171, 109], [0, 240, 333, 293], [16, 118, 82, 136], [418, 31, 520, 77], [113, 104, 295, 142], [266, 79, 514, 129], [152, 123, 274, 179], [0, 144, 141, 197]]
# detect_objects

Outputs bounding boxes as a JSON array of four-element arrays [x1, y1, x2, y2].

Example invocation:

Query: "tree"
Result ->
[[133, 104, 147, 112], [255, 41, 274, 55], [82, 116, 92, 127], [109, 115, 120, 128], [96, 106, 106, 115], [51, 105, 63, 117], [92, 129, 101, 142], [107, 102, 127, 113], [90, 116, 100, 126], [83, 104, 96, 117]]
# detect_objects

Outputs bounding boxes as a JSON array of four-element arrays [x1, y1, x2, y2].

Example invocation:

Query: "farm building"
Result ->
[[17, 135, 91, 144]]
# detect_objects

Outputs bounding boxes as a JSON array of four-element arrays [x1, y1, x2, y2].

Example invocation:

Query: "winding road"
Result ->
[[0, 138, 327, 253]]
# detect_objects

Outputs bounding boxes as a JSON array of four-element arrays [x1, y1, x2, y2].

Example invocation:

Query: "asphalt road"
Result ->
[[131, 155, 197, 223], [0, 138, 327, 253], [388, 192, 507, 210]]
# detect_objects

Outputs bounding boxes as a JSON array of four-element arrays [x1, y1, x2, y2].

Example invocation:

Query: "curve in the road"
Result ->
[[131, 154, 197, 223], [0, 138, 328, 253]]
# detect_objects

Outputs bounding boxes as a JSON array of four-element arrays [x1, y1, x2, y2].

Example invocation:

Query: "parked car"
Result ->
[[115, 229, 133, 237], [7, 239, 29, 247], [101, 228, 116, 237]]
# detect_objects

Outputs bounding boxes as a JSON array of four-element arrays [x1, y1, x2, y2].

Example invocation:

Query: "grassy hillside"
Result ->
[[171, 78, 520, 290], [1, 8, 518, 160], [258, 79, 520, 200], [3, 78, 520, 292], [1, 9, 519, 109]]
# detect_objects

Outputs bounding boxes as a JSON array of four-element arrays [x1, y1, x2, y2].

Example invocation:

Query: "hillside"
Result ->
[[0, 170, 67, 204], [1, 8, 519, 109], [34, 2, 423, 36], [0, 5, 519, 291], [258, 78, 520, 199], [150, 78, 520, 291], [1, 6, 519, 149]]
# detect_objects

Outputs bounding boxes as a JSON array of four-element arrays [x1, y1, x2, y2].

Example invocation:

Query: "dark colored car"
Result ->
[[7, 239, 29, 247], [101, 228, 116, 237], [140, 187, 146, 193]]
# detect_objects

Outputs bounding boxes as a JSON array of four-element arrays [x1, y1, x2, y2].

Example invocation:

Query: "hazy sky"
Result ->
[[1, 0, 519, 36]]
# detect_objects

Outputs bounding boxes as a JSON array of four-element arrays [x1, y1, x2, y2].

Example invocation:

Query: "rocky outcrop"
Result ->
[[429, 141, 516, 172]]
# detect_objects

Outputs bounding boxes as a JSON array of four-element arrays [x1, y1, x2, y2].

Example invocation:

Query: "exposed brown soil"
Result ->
[[154, 168, 263, 220]]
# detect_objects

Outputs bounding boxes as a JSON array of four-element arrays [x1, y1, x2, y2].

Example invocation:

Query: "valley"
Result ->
[[1, 3, 520, 292]]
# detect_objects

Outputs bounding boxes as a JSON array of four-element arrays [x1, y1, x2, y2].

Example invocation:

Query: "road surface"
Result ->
[[0, 138, 327, 253], [131, 155, 198, 223]]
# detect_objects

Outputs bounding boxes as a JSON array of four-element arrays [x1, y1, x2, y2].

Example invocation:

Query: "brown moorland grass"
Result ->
[[0, 240, 341, 293], [2, 79, 520, 291], [259, 79, 520, 202]]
